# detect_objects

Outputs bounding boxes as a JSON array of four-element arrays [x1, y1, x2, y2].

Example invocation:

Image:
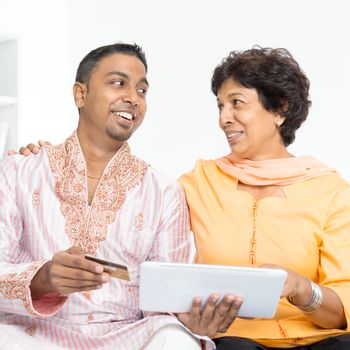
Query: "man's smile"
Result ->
[[113, 110, 135, 121]]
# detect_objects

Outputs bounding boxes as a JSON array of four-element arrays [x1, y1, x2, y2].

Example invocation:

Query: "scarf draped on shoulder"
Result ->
[[215, 154, 335, 186]]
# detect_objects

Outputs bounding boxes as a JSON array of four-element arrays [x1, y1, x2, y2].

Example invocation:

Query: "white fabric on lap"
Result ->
[[143, 324, 202, 350]]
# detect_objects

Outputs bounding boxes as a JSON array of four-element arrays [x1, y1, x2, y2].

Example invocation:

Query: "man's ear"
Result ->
[[73, 82, 87, 108]]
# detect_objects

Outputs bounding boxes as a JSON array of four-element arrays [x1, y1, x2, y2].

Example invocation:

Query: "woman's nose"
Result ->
[[220, 106, 234, 125]]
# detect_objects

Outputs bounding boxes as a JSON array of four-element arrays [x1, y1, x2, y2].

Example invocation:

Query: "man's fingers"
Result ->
[[66, 246, 85, 256], [52, 274, 109, 288], [46, 253, 110, 295], [177, 297, 202, 333], [49, 264, 110, 285], [188, 297, 202, 325], [210, 294, 234, 330], [177, 294, 241, 337], [199, 294, 219, 329], [58, 284, 103, 296], [217, 296, 243, 333], [53, 248, 104, 274]]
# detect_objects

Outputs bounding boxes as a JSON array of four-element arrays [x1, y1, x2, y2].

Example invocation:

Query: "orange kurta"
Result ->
[[179, 159, 350, 348]]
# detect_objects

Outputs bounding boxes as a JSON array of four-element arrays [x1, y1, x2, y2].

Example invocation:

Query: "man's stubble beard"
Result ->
[[106, 125, 132, 142]]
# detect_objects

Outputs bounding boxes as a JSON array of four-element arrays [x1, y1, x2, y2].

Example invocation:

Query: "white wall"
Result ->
[[0, 0, 74, 146], [1, 0, 350, 181]]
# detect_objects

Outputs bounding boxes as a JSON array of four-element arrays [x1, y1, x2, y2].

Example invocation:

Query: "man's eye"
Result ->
[[233, 99, 242, 106], [217, 103, 223, 111], [112, 80, 124, 86], [137, 88, 148, 95]]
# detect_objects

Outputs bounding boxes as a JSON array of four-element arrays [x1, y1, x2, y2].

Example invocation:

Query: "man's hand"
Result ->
[[177, 293, 242, 337], [8, 140, 51, 156], [30, 246, 110, 298]]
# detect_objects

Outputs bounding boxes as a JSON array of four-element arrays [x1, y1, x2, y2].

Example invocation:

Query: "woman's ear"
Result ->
[[273, 114, 286, 127], [274, 102, 288, 127], [73, 82, 87, 108]]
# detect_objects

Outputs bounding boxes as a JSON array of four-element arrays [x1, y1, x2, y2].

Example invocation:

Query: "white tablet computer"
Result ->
[[139, 262, 287, 318]]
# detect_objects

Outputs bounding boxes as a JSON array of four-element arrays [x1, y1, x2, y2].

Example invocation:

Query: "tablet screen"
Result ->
[[139, 262, 287, 318]]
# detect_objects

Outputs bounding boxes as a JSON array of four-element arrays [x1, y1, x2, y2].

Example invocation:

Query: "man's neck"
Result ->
[[77, 129, 124, 177]]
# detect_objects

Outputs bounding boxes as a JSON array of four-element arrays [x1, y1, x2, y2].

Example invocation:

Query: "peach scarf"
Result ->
[[215, 154, 335, 186]]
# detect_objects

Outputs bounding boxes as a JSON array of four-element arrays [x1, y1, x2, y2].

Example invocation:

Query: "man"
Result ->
[[0, 43, 206, 350]]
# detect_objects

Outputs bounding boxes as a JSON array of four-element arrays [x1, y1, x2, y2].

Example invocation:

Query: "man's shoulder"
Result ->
[[144, 165, 182, 192], [0, 148, 49, 175]]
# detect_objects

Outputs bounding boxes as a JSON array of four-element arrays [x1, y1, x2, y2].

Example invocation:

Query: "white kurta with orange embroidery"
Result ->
[[0, 132, 214, 350]]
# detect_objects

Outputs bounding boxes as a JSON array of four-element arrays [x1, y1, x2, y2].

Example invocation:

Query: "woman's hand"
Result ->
[[261, 263, 346, 329], [260, 264, 311, 305], [177, 293, 242, 337]]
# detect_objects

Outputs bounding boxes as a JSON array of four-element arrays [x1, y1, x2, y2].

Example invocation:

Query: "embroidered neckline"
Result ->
[[45, 131, 148, 255]]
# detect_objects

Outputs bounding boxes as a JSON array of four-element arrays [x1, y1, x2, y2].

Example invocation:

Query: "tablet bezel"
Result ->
[[139, 262, 287, 318]]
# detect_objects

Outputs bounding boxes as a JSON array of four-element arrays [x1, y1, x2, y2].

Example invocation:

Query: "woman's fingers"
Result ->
[[26, 143, 41, 153], [38, 140, 51, 147], [19, 146, 32, 156]]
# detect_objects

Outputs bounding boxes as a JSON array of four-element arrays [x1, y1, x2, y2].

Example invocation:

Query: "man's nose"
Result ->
[[122, 88, 139, 106]]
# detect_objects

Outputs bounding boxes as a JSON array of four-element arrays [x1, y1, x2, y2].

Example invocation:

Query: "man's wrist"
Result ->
[[30, 261, 52, 298]]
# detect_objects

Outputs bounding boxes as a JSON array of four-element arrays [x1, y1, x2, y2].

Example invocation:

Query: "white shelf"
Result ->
[[0, 95, 17, 107], [0, 34, 18, 156], [0, 34, 16, 44]]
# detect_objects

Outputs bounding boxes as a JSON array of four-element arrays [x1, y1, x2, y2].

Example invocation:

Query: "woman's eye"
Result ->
[[217, 103, 223, 111], [233, 99, 242, 106]]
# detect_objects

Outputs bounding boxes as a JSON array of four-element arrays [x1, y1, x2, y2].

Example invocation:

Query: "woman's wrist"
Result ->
[[287, 280, 323, 313]]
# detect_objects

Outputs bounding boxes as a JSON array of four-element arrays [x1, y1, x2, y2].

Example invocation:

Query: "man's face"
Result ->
[[76, 53, 148, 143]]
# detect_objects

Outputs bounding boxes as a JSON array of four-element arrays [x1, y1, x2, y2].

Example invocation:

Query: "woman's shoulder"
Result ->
[[179, 159, 220, 180], [289, 172, 349, 206], [292, 155, 349, 192], [305, 172, 349, 190], [178, 158, 231, 195]]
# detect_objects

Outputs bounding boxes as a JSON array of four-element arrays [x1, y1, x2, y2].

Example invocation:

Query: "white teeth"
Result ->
[[115, 111, 134, 120], [227, 131, 243, 138]]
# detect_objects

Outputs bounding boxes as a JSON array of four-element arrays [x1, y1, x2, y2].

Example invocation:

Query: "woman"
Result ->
[[178, 47, 350, 349]]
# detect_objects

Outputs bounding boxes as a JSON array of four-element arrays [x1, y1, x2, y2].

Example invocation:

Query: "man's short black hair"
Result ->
[[75, 42, 147, 84]]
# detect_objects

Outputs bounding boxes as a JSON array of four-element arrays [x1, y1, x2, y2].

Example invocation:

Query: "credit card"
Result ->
[[84, 254, 130, 281]]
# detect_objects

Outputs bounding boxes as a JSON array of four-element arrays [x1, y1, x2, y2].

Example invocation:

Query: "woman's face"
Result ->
[[217, 79, 287, 160]]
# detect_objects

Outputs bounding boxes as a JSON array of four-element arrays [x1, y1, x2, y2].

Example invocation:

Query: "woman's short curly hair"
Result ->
[[211, 47, 311, 146]]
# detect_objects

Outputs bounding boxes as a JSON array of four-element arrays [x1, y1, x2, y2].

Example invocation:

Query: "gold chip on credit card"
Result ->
[[84, 254, 130, 281]]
